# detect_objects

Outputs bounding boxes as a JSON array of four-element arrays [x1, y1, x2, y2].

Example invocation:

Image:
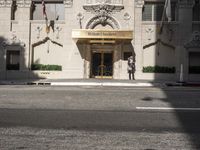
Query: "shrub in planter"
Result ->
[[143, 66, 175, 73], [31, 64, 62, 71], [189, 66, 200, 74]]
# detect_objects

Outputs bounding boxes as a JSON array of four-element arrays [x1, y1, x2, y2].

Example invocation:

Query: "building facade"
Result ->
[[0, 0, 200, 81]]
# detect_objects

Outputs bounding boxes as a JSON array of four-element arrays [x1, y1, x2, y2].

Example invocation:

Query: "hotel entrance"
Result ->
[[91, 51, 113, 78]]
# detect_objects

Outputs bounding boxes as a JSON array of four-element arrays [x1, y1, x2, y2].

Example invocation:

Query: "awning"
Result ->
[[72, 29, 133, 44]]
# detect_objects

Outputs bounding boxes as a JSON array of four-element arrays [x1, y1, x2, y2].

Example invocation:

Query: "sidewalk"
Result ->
[[1, 78, 200, 87], [0, 79, 166, 87]]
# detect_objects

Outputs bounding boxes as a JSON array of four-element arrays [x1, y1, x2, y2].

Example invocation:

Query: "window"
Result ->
[[193, 0, 200, 21], [11, 0, 17, 20], [6, 51, 20, 70], [32, 1, 65, 20], [123, 52, 133, 60], [142, 2, 176, 21]]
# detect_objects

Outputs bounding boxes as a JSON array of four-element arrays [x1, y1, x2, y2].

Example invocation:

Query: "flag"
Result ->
[[42, 0, 50, 33], [166, 0, 171, 22], [159, 0, 171, 34], [42, 0, 47, 21]]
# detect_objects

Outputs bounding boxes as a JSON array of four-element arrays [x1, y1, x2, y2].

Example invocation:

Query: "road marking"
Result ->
[[136, 107, 200, 111]]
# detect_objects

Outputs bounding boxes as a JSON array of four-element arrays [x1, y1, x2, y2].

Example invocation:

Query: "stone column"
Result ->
[[134, 0, 144, 79], [175, 0, 193, 82], [84, 44, 91, 78]]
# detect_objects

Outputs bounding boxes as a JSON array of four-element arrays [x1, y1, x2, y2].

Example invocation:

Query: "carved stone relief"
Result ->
[[17, 0, 31, 8], [86, 15, 119, 29], [0, 0, 12, 7], [123, 12, 131, 29], [2, 31, 25, 47], [185, 31, 200, 48], [145, 28, 154, 41], [84, 0, 123, 29], [64, 0, 73, 8], [135, 0, 144, 8]]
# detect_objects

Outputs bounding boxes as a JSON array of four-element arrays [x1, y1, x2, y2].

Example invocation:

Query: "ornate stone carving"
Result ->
[[35, 26, 42, 39], [145, 28, 154, 41], [84, 1, 123, 27], [185, 31, 200, 48], [0, 0, 12, 7], [77, 13, 84, 29], [2, 31, 25, 47], [17, 0, 31, 8], [64, 0, 73, 8], [86, 15, 119, 29], [124, 12, 131, 29], [135, 0, 144, 8], [55, 26, 62, 39]]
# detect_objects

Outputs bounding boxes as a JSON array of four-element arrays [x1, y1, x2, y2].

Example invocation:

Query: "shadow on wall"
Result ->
[[0, 36, 39, 81], [143, 0, 200, 149]]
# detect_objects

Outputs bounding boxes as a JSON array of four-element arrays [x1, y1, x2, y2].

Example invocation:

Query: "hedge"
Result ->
[[189, 66, 200, 74], [31, 64, 62, 71], [143, 66, 175, 73]]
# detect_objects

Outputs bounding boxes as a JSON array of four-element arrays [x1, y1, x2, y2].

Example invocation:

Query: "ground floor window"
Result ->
[[189, 52, 200, 74], [6, 50, 20, 70]]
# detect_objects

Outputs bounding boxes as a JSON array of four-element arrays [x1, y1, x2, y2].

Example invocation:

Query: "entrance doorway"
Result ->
[[91, 52, 113, 78]]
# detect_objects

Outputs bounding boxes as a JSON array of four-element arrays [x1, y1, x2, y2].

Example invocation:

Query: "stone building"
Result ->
[[0, 0, 200, 81]]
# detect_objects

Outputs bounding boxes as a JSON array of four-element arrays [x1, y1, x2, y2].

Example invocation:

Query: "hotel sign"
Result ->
[[72, 29, 133, 40]]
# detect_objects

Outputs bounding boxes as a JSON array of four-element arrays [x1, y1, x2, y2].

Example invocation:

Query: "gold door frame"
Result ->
[[91, 50, 113, 79]]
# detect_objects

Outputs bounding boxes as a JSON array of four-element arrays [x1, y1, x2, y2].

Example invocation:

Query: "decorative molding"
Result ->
[[83, 1, 123, 28], [86, 15, 119, 29], [185, 31, 200, 48], [35, 26, 42, 39], [124, 12, 131, 29], [77, 13, 84, 29], [55, 26, 62, 39], [145, 28, 154, 41], [124, 12, 131, 21], [0, 0, 12, 7], [64, 0, 73, 8], [17, 0, 32, 8], [135, 0, 144, 8], [2, 31, 26, 47]]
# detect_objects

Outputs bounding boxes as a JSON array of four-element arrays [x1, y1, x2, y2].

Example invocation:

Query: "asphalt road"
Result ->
[[0, 85, 200, 149]]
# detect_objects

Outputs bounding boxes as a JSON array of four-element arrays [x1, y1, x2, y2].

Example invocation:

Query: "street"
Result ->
[[0, 85, 200, 149]]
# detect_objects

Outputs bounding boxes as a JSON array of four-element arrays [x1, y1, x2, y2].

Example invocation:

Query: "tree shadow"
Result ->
[[142, 0, 200, 149], [0, 36, 39, 81]]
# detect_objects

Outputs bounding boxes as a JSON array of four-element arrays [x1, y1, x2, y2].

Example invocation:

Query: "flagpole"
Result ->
[[159, 0, 168, 34]]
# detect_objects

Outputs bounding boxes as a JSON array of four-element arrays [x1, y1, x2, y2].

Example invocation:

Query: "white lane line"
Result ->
[[136, 107, 200, 111]]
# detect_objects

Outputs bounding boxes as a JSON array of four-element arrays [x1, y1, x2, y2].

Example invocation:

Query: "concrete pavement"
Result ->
[[0, 78, 170, 87]]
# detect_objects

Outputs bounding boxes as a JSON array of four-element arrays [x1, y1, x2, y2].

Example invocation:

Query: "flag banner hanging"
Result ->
[[42, 0, 50, 34], [159, 0, 171, 34], [166, 0, 171, 22], [42, 0, 47, 21]]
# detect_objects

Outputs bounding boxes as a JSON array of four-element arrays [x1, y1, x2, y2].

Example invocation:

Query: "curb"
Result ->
[[50, 82, 155, 87]]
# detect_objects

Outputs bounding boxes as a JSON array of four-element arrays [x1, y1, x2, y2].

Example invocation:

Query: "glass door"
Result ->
[[91, 52, 113, 78]]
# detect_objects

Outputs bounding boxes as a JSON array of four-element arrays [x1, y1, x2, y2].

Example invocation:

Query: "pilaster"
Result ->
[[15, 0, 32, 71], [175, 1, 193, 81], [134, 0, 144, 79]]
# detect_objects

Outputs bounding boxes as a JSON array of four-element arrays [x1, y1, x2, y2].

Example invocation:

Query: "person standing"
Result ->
[[127, 56, 135, 80]]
